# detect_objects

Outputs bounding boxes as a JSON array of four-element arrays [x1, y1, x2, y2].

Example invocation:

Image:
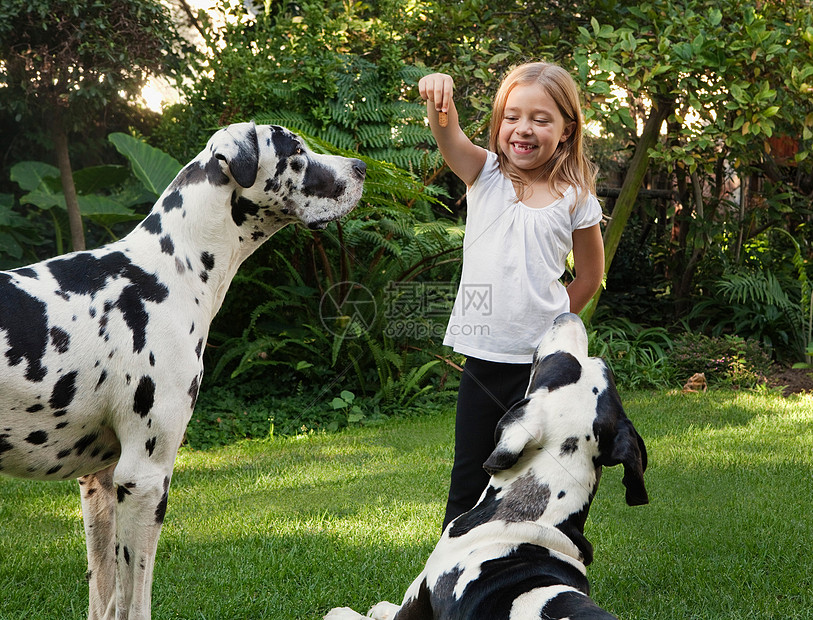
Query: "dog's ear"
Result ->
[[483, 398, 534, 476], [609, 417, 648, 506], [212, 121, 260, 188], [595, 366, 648, 506]]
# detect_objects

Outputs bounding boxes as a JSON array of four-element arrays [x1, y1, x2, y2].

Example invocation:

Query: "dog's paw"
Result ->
[[324, 607, 369, 620], [367, 601, 401, 620]]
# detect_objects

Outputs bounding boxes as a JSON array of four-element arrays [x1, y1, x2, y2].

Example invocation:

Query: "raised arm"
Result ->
[[418, 73, 488, 187]]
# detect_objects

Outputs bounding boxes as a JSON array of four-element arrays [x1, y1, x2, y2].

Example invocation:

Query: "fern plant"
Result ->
[[689, 268, 806, 363]]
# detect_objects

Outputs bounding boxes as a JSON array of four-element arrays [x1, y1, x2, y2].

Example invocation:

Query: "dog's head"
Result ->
[[204, 122, 365, 233], [483, 313, 648, 507]]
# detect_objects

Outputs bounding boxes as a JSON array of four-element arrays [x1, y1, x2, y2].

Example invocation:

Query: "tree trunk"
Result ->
[[52, 109, 85, 252], [581, 97, 673, 324]]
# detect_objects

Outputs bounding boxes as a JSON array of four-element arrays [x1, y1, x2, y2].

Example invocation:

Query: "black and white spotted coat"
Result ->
[[0, 122, 365, 620], [326, 313, 648, 620]]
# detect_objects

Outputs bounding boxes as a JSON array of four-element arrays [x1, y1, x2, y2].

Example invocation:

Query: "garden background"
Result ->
[[1, 0, 812, 618]]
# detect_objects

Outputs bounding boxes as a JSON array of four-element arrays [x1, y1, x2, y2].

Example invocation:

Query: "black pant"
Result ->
[[442, 357, 532, 530]]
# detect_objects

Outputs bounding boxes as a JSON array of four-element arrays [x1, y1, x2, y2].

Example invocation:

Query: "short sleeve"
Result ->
[[571, 193, 603, 230]]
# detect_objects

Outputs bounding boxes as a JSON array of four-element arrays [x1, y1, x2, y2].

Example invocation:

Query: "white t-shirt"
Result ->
[[443, 151, 602, 363]]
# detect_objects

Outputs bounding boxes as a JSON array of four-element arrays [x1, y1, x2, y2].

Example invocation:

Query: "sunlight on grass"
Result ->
[[1, 392, 811, 619]]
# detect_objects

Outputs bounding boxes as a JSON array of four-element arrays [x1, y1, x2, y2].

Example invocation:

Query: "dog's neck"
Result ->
[[127, 172, 289, 321], [448, 445, 601, 566]]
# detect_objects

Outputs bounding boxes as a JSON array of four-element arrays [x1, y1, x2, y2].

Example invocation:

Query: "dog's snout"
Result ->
[[352, 159, 366, 179]]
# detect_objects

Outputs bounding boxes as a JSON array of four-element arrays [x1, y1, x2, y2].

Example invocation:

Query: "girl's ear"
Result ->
[[560, 120, 576, 143]]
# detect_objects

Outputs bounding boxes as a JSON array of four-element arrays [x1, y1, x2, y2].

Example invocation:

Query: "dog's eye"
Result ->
[[294, 146, 303, 155]]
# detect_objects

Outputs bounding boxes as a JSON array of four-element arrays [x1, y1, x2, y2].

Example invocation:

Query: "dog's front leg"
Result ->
[[112, 453, 176, 619], [80, 464, 118, 620]]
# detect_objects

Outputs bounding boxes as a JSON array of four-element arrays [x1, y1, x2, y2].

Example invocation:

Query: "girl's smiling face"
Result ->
[[497, 83, 575, 183]]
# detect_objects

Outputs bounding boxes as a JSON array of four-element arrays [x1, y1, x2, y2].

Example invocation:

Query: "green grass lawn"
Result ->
[[1, 390, 812, 619]]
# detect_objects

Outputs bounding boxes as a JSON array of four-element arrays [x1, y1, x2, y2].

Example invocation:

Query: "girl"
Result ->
[[418, 63, 605, 529]]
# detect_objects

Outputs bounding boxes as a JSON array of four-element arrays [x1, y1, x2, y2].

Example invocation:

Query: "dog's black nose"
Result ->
[[352, 160, 366, 179]]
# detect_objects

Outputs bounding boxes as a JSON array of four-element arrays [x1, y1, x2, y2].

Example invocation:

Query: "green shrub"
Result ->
[[587, 317, 677, 389], [186, 377, 458, 450], [669, 332, 773, 388]]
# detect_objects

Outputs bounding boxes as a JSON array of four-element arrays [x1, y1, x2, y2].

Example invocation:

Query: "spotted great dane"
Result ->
[[326, 312, 648, 620], [0, 122, 365, 619]]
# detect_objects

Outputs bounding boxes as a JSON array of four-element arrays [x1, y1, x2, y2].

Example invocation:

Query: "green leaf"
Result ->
[[340, 390, 355, 402], [77, 194, 136, 217], [709, 8, 723, 26], [108, 133, 183, 198], [73, 165, 130, 195], [10, 161, 59, 192], [330, 397, 347, 410]]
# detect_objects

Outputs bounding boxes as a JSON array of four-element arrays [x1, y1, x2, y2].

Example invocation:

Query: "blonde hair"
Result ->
[[488, 62, 597, 208]]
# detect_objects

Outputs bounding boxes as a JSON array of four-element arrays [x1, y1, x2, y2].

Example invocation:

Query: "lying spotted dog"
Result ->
[[326, 312, 648, 620], [0, 122, 365, 620]]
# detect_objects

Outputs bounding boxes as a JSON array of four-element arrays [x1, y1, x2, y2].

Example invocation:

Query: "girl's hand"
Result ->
[[418, 73, 454, 114], [417, 71, 487, 186]]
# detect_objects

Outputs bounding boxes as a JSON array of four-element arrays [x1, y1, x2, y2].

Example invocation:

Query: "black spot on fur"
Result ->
[[117, 485, 132, 503], [11, 267, 37, 278], [560, 436, 579, 456], [494, 472, 551, 523], [231, 193, 261, 227], [50, 371, 78, 410], [302, 161, 346, 199], [271, 128, 301, 158], [171, 161, 208, 188], [26, 404, 44, 413], [0, 272, 49, 382], [555, 502, 594, 565], [133, 376, 156, 418], [95, 370, 107, 391], [162, 190, 183, 212], [264, 177, 281, 193], [528, 351, 583, 393], [46, 465, 62, 475], [141, 213, 162, 235], [188, 375, 199, 409], [0, 434, 12, 456], [155, 477, 169, 524], [25, 430, 48, 445], [159, 235, 175, 255], [50, 327, 70, 353], [200, 252, 215, 271], [123, 546, 130, 565], [195, 338, 203, 359], [448, 485, 502, 538], [541, 590, 613, 618], [204, 156, 229, 185], [74, 433, 98, 456], [46, 253, 169, 354], [145, 437, 156, 457]]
